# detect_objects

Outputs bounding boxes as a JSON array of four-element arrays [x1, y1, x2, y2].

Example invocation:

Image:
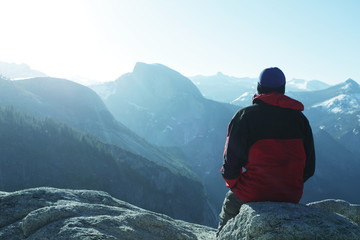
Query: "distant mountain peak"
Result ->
[[345, 78, 357, 83], [133, 62, 180, 77], [133, 62, 159, 71], [287, 78, 330, 92], [0, 61, 47, 79], [340, 78, 359, 93], [311, 78, 360, 114], [129, 62, 202, 99], [344, 78, 359, 87]]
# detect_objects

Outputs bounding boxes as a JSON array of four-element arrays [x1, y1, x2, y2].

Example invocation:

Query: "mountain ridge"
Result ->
[[289, 78, 360, 154], [0, 61, 47, 79], [0, 77, 215, 225], [1, 76, 196, 178], [189, 72, 331, 105], [0, 107, 215, 225]]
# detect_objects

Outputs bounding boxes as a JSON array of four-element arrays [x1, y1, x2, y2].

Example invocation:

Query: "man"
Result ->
[[217, 67, 315, 235]]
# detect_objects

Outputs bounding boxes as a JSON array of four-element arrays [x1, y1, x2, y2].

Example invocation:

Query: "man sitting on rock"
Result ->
[[217, 67, 316, 235]]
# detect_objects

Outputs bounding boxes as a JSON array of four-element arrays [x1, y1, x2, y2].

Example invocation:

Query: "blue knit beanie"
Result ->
[[259, 67, 286, 88]]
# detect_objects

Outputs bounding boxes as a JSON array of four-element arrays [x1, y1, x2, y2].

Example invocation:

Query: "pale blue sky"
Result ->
[[0, 0, 359, 85]]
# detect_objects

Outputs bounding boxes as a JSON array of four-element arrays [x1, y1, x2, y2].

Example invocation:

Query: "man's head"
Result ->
[[257, 67, 286, 94]]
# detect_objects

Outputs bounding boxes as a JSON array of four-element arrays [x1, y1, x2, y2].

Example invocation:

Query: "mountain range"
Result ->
[[0, 75, 215, 226], [0, 61, 359, 228], [190, 72, 330, 105], [0, 61, 47, 79], [91, 63, 238, 211], [290, 79, 360, 154]]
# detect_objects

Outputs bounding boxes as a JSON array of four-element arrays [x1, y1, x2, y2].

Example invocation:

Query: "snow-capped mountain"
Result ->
[[312, 93, 360, 114], [290, 79, 360, 154], [310, 79, 360, 114], [290, 79, 359, 106], [0, 61, 47, 79], [189, 73, 329, 105]]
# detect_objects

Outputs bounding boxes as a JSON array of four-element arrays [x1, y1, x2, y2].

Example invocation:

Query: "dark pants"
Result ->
[[216, 190, 244, 237]]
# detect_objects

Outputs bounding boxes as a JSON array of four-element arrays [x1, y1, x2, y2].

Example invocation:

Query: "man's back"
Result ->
[[231, 93, 312, 202]]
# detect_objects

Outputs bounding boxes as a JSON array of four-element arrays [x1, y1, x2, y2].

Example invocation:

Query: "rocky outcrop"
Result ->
[[0, 188, 216, 240], [307, 199, 360, 226], [2, 188, 360, 240], [218, 201, 360, 240]]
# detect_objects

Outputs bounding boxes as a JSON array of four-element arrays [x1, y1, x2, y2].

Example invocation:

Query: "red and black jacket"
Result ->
[[221, 93, 315, 203]]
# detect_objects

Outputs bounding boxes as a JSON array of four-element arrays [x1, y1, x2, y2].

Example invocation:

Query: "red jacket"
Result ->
[[222, 93, 315, 203]]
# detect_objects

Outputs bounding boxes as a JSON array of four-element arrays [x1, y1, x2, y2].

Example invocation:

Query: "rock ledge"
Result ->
[[0, 187, 215, 240], [218, 201, 360, 240]]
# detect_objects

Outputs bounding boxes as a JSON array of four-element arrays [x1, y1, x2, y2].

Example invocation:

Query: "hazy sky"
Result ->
[[0, 0, 359, 85]]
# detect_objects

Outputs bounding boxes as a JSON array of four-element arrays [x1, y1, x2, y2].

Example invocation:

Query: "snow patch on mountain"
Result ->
[[287, 79, 309, 90], [230, 91, 252, 105], [287, 79, 330, 92], [312, 93, 360, 114]]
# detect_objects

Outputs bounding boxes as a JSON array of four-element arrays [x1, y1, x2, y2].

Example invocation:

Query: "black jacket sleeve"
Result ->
[[221, 110, 249, 181], [303, 116, 316, 182]]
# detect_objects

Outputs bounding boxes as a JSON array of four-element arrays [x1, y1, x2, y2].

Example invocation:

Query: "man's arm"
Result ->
[[303, 117, 315, 182], [221, 111, 249, 188]]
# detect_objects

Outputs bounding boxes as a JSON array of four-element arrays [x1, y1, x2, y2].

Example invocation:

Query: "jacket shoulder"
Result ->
[[234, 103, 265, 119]]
